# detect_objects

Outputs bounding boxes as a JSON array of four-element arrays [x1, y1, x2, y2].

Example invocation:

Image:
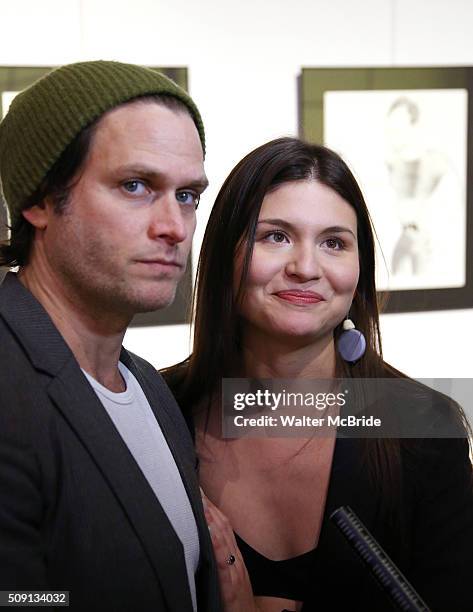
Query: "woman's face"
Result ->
[[237, 180, 359, 345]]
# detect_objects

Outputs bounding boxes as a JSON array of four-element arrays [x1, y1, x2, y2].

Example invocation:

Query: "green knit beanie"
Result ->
[[0, 60, 205, 226]]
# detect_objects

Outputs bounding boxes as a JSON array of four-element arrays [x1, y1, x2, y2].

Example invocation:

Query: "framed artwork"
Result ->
[[0, 195, 6, 285], [300, 67, 473, 313], [0, 66, 192, 325]]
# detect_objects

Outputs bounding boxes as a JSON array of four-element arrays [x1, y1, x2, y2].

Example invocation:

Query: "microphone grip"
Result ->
[[330, 506, 431, 611]]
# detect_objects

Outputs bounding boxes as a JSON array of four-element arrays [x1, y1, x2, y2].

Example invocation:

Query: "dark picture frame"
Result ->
[[0, 66, 192, 325], [299, 67, 473, 313]]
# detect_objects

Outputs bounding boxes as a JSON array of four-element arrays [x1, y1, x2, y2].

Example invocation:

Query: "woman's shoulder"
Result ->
[[160, 359, 198, 438], [377, 362, 471, 439], [160, 359, 189, 393], [160, 359, 195, 413]]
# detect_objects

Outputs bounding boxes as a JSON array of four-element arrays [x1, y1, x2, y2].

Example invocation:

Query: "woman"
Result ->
[[164, 138, 473, 611]]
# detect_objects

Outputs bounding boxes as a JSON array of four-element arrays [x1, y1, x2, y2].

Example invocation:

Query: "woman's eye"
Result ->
[[122, 180, 148, 196], [265, 231, 288, 244], [324, 237, 344, 250], [176, 191, 200, 207]]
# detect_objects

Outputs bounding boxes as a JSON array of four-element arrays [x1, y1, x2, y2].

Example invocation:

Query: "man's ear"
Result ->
[[21, 201, 52, 230]]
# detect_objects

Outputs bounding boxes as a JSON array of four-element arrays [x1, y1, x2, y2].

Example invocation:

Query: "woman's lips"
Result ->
[[274, 290, 324, 304]]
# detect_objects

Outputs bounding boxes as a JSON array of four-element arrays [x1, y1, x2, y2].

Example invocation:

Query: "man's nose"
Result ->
[[284, 243, 322, 281], [148, 194, 189, 245]]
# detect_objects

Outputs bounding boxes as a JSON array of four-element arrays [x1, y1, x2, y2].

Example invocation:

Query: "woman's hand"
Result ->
[[201, 490, 261, 612]]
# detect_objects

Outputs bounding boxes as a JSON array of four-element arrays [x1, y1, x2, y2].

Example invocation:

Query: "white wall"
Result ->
[[1, 0, 472, 375]]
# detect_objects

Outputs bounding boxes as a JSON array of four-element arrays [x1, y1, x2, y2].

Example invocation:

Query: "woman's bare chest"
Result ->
[[197, 435, 336, 560]]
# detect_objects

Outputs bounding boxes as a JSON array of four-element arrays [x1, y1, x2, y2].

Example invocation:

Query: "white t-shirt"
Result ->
[[83, 362, 199, 611]]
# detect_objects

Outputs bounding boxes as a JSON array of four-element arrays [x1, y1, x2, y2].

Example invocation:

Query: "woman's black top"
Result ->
[[234, 435, 473, 611], [235, 534, 317, 602]]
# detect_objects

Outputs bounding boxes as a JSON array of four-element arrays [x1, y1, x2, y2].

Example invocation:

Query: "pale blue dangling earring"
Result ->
[[337, 317, 366, 363]]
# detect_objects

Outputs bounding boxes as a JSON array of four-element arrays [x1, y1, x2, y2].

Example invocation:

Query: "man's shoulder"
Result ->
[[0, 316, 59, 449], [0, 273, 76, 377], [0, 311, 35, 372]]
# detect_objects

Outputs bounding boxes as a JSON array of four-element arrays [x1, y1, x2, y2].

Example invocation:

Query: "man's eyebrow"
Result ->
[[258, 219, 357, 239], [114, 164, 209, 191], [186, 177, 209, 192]]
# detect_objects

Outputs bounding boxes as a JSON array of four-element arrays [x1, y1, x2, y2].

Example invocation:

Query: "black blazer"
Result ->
[[300, 435, 473, 611], [0, 273, 221, 611]]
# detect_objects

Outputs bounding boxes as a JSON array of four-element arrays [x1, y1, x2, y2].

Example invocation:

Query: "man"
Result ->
[[0, 61, 220, 611]]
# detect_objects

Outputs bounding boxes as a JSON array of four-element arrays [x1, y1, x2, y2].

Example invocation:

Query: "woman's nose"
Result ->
[[284, 245, 322, 281]]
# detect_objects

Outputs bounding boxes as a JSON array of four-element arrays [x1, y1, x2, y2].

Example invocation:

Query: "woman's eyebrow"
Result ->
[[321, 225, 357, 239], [257, 218, 294, 230], [258, 219, 356, 239]]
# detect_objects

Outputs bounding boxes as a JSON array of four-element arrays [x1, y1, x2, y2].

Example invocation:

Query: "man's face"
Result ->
[[39, 101, 206, 318]]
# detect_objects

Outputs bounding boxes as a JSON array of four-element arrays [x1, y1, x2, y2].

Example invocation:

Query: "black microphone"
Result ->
[[330, 506, 431, 611]]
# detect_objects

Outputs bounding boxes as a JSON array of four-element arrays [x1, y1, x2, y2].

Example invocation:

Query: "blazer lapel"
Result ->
[[122, 351, 220, 611]]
